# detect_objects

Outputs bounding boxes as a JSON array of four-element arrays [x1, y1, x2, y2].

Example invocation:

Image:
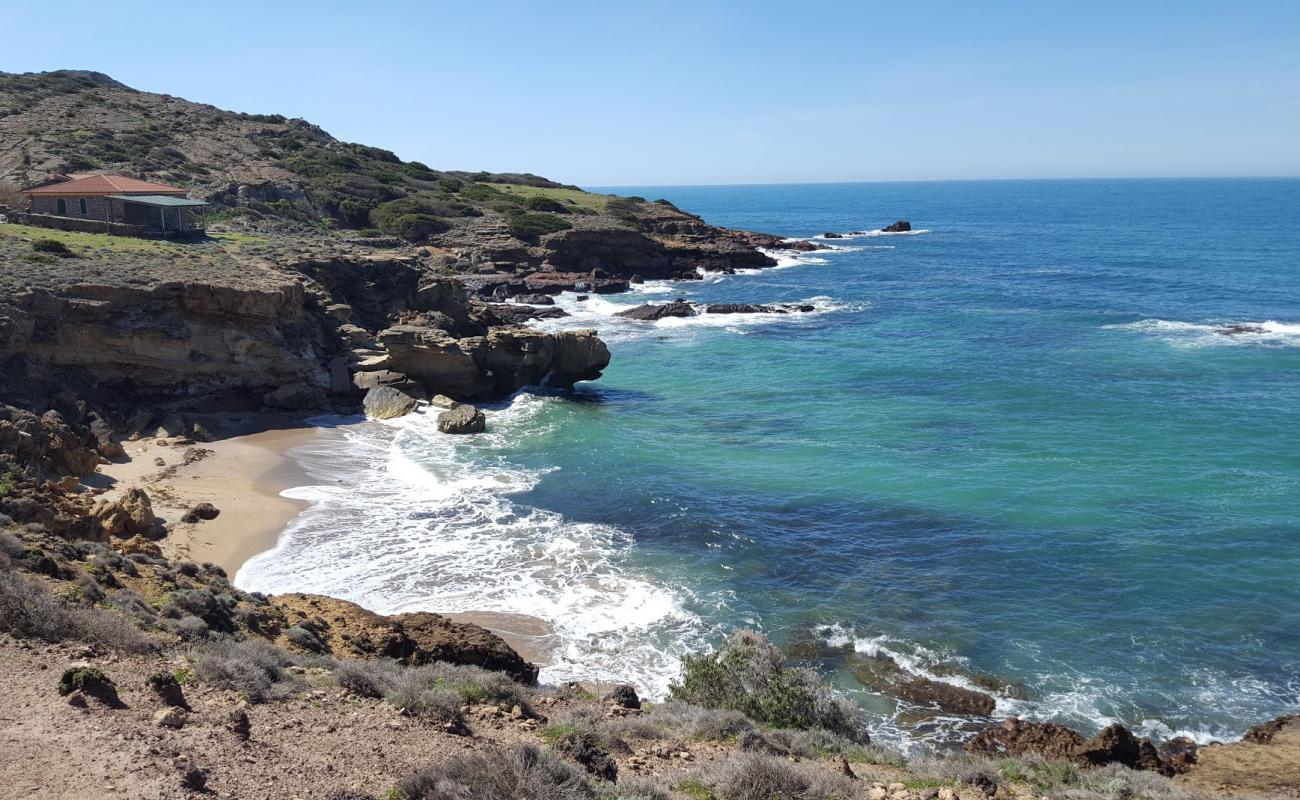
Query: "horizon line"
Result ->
[[584, 175, 1300, 190]]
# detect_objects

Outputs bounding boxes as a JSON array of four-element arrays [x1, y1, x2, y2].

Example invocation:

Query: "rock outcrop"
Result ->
[[269, 593, 539, 684], [849, 654, 997, 716], [615, 301, 696, 321], [704, 303, 816, 314], [379, 325, 609, 399], [89, 487, 158, 538], [881, 220, 912, 233]]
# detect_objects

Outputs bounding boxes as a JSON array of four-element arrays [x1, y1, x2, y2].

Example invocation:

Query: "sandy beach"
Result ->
[[89, 422, 559, 667], [93, 424, 320, 576]]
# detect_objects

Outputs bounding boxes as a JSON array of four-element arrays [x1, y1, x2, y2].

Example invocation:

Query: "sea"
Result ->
[[236, 178, 1300, 750]]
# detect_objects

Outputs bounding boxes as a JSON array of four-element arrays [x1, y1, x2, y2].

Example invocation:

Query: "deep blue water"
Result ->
[[242, 178, 1300, 747]]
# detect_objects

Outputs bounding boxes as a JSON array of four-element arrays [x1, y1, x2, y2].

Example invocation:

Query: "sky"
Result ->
[[4, 1, 1299, 186]]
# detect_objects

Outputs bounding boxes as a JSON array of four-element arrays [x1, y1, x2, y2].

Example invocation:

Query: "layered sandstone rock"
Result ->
[[268, 593, 538, 683]]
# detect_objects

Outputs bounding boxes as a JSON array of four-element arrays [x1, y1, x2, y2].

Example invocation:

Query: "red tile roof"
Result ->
[[24, 175, 187, 196]]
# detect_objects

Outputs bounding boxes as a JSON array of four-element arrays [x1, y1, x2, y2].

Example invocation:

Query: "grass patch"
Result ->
[[0, 223, 190, 254], [480, 183, 611, 213]]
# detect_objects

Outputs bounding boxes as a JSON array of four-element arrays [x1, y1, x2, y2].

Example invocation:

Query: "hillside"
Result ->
[[0, 69, 798, 279]]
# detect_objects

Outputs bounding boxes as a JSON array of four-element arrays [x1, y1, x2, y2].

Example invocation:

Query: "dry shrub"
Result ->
[[195, 638, 300, 702], [397, 744, 595, 800], [699, 752, 858, 800], [0, 567, 157, 652]]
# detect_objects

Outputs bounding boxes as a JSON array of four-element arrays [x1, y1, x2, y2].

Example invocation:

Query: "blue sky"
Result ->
[[5, 1, 1299, 185]]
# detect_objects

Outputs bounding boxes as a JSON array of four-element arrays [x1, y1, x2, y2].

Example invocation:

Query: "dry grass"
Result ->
[[396, 744, 596, 799], [0, 565, 158, 653]]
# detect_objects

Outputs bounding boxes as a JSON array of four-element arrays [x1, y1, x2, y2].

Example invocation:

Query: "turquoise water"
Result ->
[[241, 178, 1300, 748]]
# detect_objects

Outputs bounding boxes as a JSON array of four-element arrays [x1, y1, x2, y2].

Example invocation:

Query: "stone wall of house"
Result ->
[[30, 195, 117, 222], [0, 206, 158, 237]]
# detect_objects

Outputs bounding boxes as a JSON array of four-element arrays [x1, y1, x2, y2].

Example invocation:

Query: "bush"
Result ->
[[523, 196, 569, 214], [397, 744, 595, 800], [507, 212, 572, 239], [388, 213, 450, 241], [334, 658, 404, 698], [195, 638, 301, 702], [0, 567, 157, 652], [31, 238, 74, 257], [285, 624, 327, 653], [697, 752, 858, 800], [669, 630, 868, 742]]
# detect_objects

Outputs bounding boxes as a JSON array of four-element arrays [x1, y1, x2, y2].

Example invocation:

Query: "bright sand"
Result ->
[[95, 426, 319, 576]]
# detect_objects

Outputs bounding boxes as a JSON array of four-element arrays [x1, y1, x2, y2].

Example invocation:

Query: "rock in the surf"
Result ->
[[965, 717, 1085, 760], [615, 300, 696, 321], [823, 231, 843, 239], [513, 293, 555, 305], [705, 303, 817, 315], [881, 220, 912, 233], [437, 404, 485, 434], [1216, 324, 1266, 335], [363, 386, 419, 420]]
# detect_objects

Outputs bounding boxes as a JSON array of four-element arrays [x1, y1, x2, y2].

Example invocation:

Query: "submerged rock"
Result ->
[[705, 303, 817, 315], [437, 404, 485, 434], [1216, 324, 1267, 335], [363, 386, 419, 420], [849, 653, 997, 716], [615, 300, 696, 321]]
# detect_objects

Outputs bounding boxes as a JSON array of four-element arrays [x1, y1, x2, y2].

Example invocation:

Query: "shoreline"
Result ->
[[94, 424, 319, 576]]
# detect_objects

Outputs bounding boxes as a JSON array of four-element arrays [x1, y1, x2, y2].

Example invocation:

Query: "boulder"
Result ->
[[153, 707, 188, 729], [147, 671, 189, 708], [437, 405, 485, 434], [90, 487, 157, 538], [429, 395, 460, 410], [615, 300, 696, 321], [823, 232, 843, 239], [603, 684, 641, 709], [180, 502, 220, 524], [363, 386, 419, 420], [881, 220, 912, 233]]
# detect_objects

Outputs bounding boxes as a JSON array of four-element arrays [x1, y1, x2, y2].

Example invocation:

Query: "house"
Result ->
[[20, 174, 210, 236]]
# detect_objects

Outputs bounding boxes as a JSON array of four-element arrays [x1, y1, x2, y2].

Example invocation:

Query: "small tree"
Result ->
[[0, 181, 25, 210]]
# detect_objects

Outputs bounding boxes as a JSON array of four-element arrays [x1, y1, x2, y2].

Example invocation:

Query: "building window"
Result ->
[[79, 198, 87, 215], [56, 198, 66, 215]]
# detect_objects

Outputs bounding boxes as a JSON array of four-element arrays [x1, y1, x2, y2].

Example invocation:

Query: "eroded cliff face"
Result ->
[[0, 279, 326, 408]]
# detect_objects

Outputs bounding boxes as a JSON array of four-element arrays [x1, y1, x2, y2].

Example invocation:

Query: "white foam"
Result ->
[[1106, 318, 1300, 347], [236, 399, 709, 698], [801, 228, 931, 241]]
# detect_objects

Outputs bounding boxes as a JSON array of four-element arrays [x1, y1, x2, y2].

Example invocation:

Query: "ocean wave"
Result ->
[[1106, 318, 1300, 347], [235, 398, 708, 698]]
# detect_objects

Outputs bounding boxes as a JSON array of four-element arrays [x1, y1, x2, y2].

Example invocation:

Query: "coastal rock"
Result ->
[[1216, 324, 1267, 336], [483, 303, 569, 325], [602, 685, 641, 709], [615, 300, 696, 321], [849, 653, 997, 716], [823, 232, 843, 239], [1073, 723, 1144, 769], [437, 404, 485, 434], [262, 383, 328, 411], [180, 502, 220, 524], [0, 405, 101, 478], [362, 386, 419, 420], [1158, 736, 1198, 774], [513, 293, 555, 305], [704, 303, 817, 315], [90, 487, 158, 539], [390, 611, 539, 684], [429, 394, 460, 410], [378, 324, 608, 399], [267, 593, 539, 683], [965, 717, 1084, 760], [1183, 714, 1300, 798], [881, 220, 912, 233]]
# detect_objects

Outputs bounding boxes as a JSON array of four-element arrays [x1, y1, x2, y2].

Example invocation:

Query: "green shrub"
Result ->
[[388, 213, 449, 240], [507, 212, 572, 239], [31, 238, 74, 257], [669, 630, 868, 742], [523, 196, 569, 214]]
